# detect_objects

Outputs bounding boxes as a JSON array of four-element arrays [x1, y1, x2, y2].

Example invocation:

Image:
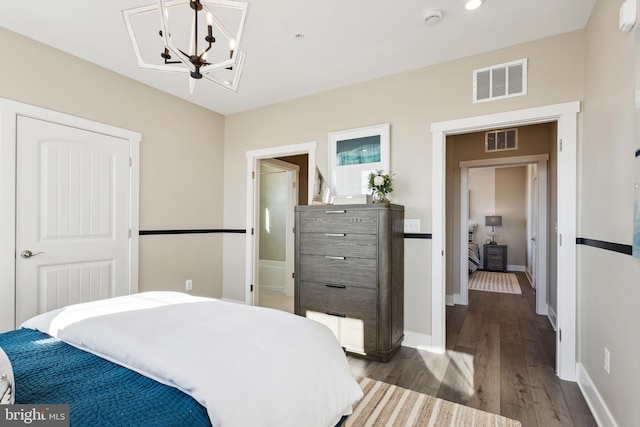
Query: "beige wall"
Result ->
[[579, 1, 640, 425], [0, 27, 226, 305], [495, 167, 527, 266], [223, 32, 585, 338]]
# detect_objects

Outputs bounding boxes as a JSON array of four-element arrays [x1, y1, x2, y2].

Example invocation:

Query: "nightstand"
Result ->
[[484, 244, 507, 272]]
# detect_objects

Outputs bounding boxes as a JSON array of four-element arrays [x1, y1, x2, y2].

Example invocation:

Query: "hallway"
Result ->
[[348, 273, 596, 426]]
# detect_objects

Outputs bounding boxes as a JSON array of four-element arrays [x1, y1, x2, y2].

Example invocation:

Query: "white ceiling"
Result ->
[[0, 0, 597, 115]]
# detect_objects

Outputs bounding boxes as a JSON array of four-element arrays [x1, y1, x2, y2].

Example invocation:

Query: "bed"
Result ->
[[469, 242, 480, 274], [468, 223, 480, 274], [0, 292, 362, 427]]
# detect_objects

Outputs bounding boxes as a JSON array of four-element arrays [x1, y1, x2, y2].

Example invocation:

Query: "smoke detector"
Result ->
[[423, 9, 443, 25]]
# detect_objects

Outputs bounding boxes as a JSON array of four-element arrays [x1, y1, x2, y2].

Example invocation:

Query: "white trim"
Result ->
[[446, 294, 455, 306], [431, 101, 580, 381], [245, 142, 317, 305], [577, 363, 620, 427], [221, 297, 247, 304], [525, 267, 533, 286], [430, 129, 447, 354], [459, 153, 548, 310], [547, 304, 558, 331], [453, 293, 464, 305], [401, 331, 433, 352], [0, 97, 140, 332]]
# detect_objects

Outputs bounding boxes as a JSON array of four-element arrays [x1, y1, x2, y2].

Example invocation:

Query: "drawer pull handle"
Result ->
[[324, 233, 345, 237], [325, 256, 345, 260], [325, 311, 346, 318], [325, 284, 346, 289], [325, 210, 346, 214]]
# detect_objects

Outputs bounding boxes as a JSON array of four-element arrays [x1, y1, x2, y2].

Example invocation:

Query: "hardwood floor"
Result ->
[[347, 272, 597, 426]]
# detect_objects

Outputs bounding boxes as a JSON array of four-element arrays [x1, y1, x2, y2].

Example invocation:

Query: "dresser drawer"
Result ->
[[298, 255, 377, 289], [483, 245, 507, 272], [298, 233, 377, 258], [298, 282, 377, 320], [298, 209, 378, 234], [302, 308, 378, 353]]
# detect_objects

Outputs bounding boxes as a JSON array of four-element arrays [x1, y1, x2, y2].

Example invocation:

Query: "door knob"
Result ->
[[20, 250, 45, 259]]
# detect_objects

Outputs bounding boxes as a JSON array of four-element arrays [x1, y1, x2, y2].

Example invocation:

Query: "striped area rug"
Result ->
[[468, 271, 522, 294], [346, 377, 521, 426]]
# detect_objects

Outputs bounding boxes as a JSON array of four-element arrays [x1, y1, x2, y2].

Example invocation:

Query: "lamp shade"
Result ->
[[485, 215, 502, 226]]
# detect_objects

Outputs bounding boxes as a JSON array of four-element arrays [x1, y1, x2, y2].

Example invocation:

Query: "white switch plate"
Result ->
[[185, 279, 193, 291], [604, 347, 610, 373], [404, 219, 420, 233]]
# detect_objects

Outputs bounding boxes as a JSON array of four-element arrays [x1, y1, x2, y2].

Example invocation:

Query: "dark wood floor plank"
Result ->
[[500, 340, 534, 411], [518, 317, 540, 343], [457, 312, 483, 349], [436, 345, 476, 405], [558, 380, 599, 427], [466, 320, 501, 414], [522, 337, 573, 426]]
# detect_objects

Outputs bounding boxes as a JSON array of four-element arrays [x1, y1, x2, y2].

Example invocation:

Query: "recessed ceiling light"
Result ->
[[465, 0, 484, 11]]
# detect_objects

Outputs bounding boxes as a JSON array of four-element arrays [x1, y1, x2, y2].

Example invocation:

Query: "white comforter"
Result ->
[[22, 292, 363, 427]]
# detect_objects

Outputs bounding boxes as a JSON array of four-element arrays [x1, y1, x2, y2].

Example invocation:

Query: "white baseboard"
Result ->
[[525, 269, 533, 286], [453, 293, 467, 305], [446, 294, 454, 306], [547, 304, 558, 331], [507, 264, 526, 272], [577, 363, 619, 427], [221, 297, 246, 304], [403, 331, 439, 353]]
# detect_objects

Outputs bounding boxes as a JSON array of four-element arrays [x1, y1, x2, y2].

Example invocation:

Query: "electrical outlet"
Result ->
[[404, 219, 421, 233], [604, 347, 610, 374], [185, 279, 193, 291]]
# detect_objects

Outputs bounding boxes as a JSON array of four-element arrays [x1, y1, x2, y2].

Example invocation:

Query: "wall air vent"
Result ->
[[473, 58, 527, 103], [485, 128, 518, 152]]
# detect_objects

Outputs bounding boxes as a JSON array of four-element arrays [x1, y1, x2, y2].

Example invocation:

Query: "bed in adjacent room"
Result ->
[[0, 292, 362, 427], [468, 223, 480, 274]]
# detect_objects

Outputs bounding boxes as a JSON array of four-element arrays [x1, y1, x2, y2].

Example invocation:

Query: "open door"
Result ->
[[256, 158, 298, 312]]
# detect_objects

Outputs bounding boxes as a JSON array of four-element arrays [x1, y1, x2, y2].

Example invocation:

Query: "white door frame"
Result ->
[[245, 142, 317, 305], [0, 97, 140, 332], [459, 154, 549, 315], [431, 101, 579, 381]]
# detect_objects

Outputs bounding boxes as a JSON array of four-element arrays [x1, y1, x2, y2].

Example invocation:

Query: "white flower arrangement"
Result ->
[[367, 170, 393, 203]]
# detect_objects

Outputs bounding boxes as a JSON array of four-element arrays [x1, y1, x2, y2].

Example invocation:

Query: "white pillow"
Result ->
[[0, 347, 14, 404]]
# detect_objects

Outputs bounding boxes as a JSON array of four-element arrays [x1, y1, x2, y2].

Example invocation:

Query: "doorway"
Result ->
[[245, 142, 317, 306], [256, 159, 299, 313], [458, 153, 550, 314], [431, 101, 579, 381]]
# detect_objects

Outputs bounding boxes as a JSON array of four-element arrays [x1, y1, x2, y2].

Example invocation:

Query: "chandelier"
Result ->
[[123, 0, 249, 94]]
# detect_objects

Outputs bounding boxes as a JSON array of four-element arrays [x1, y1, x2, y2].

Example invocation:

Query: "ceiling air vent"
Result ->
[[485, 128, 518, 152], [473, 58, 527, 103]]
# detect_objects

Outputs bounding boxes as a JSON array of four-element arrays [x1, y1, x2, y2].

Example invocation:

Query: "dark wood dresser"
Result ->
[[294, 203, 404, 362], [483, 244, 507, 272]]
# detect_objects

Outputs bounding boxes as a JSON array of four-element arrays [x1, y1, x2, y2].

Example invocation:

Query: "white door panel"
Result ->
[[16, 116, 131, 325]]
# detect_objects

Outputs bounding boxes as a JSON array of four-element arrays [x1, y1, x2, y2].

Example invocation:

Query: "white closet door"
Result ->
[[15, 116, 132, 325]]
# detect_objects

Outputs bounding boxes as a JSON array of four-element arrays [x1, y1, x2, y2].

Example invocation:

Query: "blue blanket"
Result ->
[[0, 328, 210, 426]]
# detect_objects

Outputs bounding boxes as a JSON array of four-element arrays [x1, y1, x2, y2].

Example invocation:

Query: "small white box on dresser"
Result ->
[[332, 194, 372, 205]]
